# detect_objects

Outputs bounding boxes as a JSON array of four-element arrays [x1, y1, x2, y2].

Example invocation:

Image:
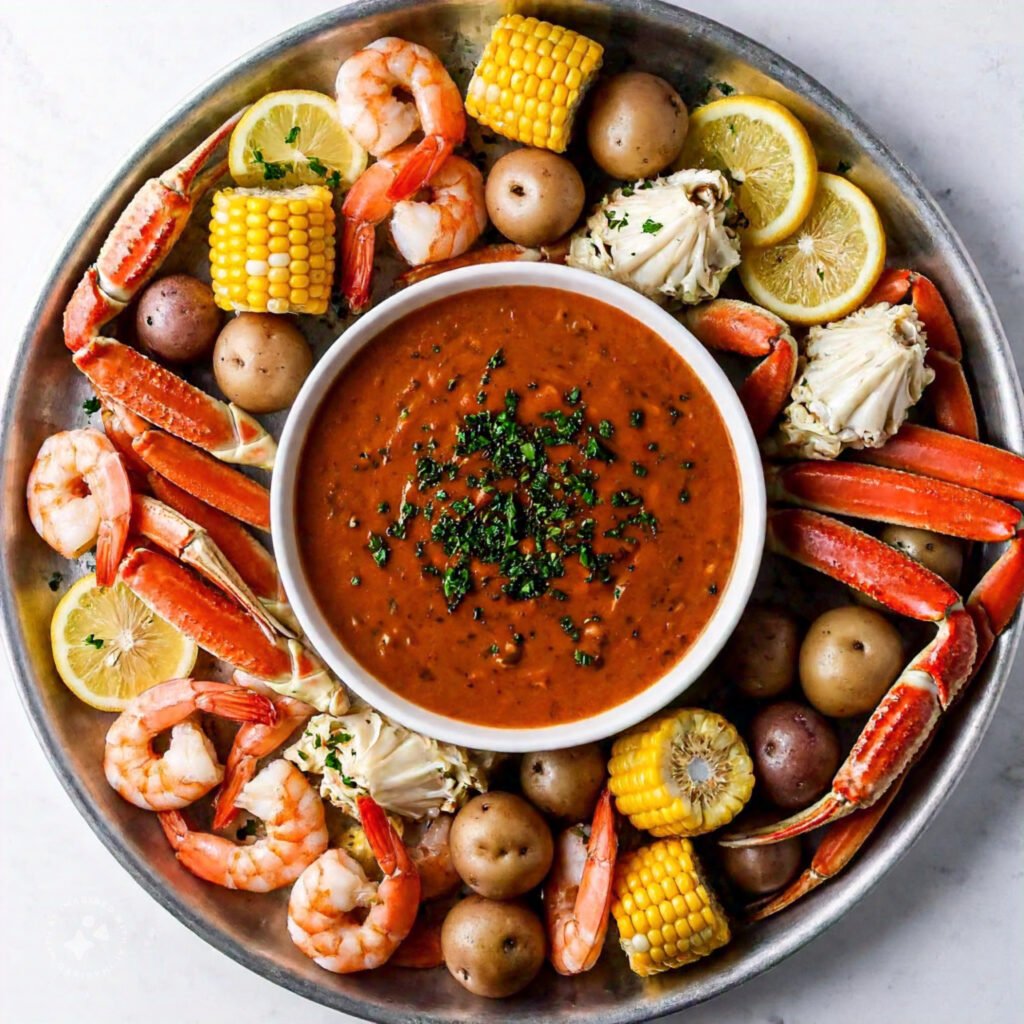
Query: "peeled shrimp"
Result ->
[[159, 759, 328, 892], [212, 681, 315, 830], [545, 789, 618, 975], [104, 678, 276, 812], [407, 813, 459, 900], [27, 427, 131, 585], [341, 145, 486, 309], [288, 795, 420, 972], [335, 36, 465, 200]]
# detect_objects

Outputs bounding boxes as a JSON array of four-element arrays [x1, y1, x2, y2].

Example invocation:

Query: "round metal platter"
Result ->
[[2, 2, 1021, 1021]]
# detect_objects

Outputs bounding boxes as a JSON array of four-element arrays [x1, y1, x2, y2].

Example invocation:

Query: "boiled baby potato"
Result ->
[[213, 312, 313, 414], [450, 792, 553, 899], [586, 71, 688, 179], [721, 603, 799, 699], [800, 606, 904, 717], [721, 810, 802, 895], [441, 895, 546, 998], [136, 274, 221, 364], [485, 148, 585, 247], [750, 701, 841, 811], [882, 526, 963, 585], [519, 743, 606, 821]]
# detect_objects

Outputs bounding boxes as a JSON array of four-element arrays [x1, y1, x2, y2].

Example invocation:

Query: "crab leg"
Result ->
[[748, 525, 1024, 915], [858, 423, 1024, 502], [722, 510, 977, 845], [683, 300, 798, 439], [766, 462, 1022, 541], [131, 429, 270, 531], [63, 110, 276, 469], [117, 545, 347, 714], [131, 495, 283, 639], [146, 473, 293, 632], [865, 269, 977, 440]]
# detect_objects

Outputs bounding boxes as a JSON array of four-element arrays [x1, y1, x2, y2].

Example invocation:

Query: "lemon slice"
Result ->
[[229, 90, 367, 189], [738, 172, 887, 325], [51, 574, 198, 712], [679, 95, 818, 246]]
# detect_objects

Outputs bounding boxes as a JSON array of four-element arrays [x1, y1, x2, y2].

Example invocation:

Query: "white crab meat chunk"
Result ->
[[775, 302, 935, 459], [284, 709, 492, 819], [567, 168, 741, 305]]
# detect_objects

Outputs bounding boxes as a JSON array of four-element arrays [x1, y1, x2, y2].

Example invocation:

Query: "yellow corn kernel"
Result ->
[[611, 838, 730, 977], [208, 185, 335, 314], [608, 708, 754, 837], [465, 14, 603, 152]]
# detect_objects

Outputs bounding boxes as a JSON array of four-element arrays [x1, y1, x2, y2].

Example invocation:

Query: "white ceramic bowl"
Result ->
[[272, 264, 765, 752]]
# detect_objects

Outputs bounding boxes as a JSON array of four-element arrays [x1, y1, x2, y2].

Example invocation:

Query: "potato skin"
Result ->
[[485, 149, 585, 247], [212, 313, 313, 414], [799, 606, 904, 717], [881, 526, 963, 585], [136, 274, 220, 363], [721, 811, 802, 894], [722, 604, 799, 699], [450, 792, 553, 899], [519, 743, 606, 821], [441, 896, 546, 998], [750, 701, 841, 810], [586, 72, 688, 179]]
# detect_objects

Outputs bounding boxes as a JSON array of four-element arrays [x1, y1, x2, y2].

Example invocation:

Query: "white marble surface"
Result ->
[[1, 2, 1022, 1021]]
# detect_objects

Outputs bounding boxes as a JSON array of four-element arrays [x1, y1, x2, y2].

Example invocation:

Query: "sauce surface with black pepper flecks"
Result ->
[[297, 286, 740, 727]]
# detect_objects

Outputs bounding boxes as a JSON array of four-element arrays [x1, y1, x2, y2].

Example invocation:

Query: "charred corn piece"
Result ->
[[609, 708, 754, 836], [612, 837, 730, 976], [465, 14, 603, 152], [209, 185, 335, 314]]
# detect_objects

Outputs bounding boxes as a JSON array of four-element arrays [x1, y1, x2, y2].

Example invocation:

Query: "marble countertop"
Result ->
[[1, 2, 1021, 1022]]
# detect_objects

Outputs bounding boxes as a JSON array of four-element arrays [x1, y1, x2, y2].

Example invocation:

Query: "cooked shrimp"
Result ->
[[27, 427, 131, 585], [104, 678, 276, 812], [288, 795, 420, 972], [335, 36, 465, 200], [212, 681, 315, 830], [545, 789, 618, 975], [341, 146, 486, 310], [159, 758, 328, 892], [407, 813, 459, 900]]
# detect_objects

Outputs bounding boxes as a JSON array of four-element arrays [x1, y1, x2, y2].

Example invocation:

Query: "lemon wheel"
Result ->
[[739, 172, 886, 325], [229, 90, 367, 189], [50, 575, 198, 712], [679, 95, 818, 247]]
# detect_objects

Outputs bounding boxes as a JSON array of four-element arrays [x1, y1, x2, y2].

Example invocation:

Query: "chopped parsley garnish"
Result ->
[[47, 572, 63, 592], [565, 386, 582, 406], [574, 649, 596, 667], [598, 419, 615, 438], [350, 576, 361, 586], [326, 170, 341, 190], [837, 159, 852, 174], [307, 155, 329, 177], [631, 461, 648, 478], [486, 348, 506, 369], [560, 616, 581, 641], [284, 125, 301, 144], [642, 218, 663, 234], [377, 501, 391, 514], [629, 409, 644, 428], [367, 533, 389, 567], [716, 80, 736, 95], [605, 209, 629, 230], [678, 488, 691, 504], [84, 633, 104, 649], [82, 396, 101, 415], [252, 148, 289, 181]]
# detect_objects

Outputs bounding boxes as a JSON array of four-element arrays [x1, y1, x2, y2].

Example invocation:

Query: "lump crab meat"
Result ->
[[774, 302, 935, 459], [567, 168, 741, 305], [285, 710, 493, 819]]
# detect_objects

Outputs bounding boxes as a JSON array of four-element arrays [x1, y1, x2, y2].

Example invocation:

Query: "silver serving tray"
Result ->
[[2, 2, 1021, 1021]]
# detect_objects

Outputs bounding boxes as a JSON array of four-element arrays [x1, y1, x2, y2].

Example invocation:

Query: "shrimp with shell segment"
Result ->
[[288, 795, 420, 973], [159, 758, 328, 892], [27, 428, 131, 586], [335, 37, 465, 201], [545, 789, 618, 975], [341, 146, 486, 310], [212, 679, 315, 830], [103, 678, 276, 812]]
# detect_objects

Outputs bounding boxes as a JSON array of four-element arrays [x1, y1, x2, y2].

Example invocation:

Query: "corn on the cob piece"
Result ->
[[611, 837, 730, 976], [465, 14, 603, 152], [209, 185, 335, 314], [609, 708, 754, 837]]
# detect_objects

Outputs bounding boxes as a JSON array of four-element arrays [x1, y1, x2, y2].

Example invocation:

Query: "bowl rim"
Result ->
[[271, 262, 767, 752]]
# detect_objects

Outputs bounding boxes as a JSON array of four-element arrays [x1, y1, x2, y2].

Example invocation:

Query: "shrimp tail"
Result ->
[[211, 751, 258, 830], [159, 808, 189, 848], [94, 449, 133, 586], [358, 794, 414, 876], [341, 217, 377, 311], [194, 683, 277, 725], [386, 135, 454, 202]]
